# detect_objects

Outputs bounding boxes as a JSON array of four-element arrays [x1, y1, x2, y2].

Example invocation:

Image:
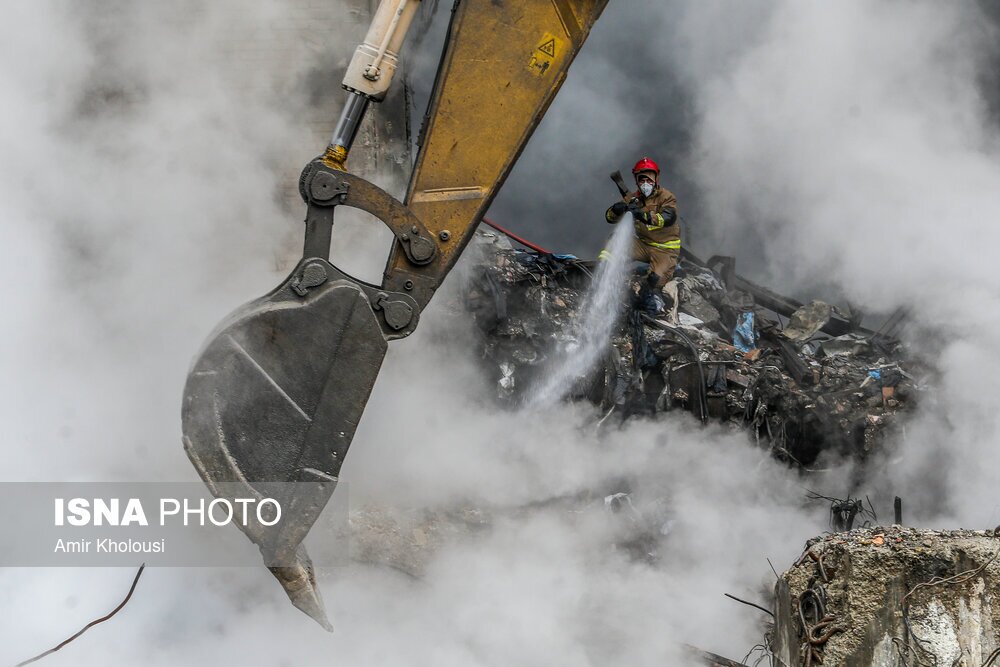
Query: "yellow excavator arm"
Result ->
[[391, 0, 608, 307], [181, 0, 608, 629]]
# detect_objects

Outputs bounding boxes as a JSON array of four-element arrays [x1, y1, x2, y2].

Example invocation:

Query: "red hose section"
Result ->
[[480, 217, 551, 254]]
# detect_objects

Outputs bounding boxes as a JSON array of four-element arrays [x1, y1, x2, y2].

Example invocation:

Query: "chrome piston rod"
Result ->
[[329, 93, 370, 152]]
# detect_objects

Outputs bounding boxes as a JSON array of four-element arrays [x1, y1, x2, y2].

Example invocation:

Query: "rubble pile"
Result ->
[[463, 232, 929, 466], [346, 506, 491, 577], [774, 527, 1000, 666]]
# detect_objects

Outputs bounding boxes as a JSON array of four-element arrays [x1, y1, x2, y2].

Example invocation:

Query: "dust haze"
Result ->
[[3, 1, 1000, 665]]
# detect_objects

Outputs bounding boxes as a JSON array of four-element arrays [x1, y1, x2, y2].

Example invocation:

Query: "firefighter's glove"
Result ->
[[631, 209, 651, 225], [610, 201, 628, 217]]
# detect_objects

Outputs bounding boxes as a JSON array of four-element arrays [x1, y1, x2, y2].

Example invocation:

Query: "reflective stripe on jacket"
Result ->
[[641, 238, 681, 251], [605, 186, 681, 251]]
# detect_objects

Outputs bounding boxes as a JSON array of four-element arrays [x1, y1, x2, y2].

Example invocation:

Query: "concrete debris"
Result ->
[[774, 527, 1000, 667], [821, 333, 872, 358], [346, 487, 675, 576], [463, 233, 929, 467], [346, 505, 493, 577], [783, 300, 834, 343]]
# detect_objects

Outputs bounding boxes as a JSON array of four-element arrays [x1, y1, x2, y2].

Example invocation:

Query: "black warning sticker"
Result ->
[[528, 32, 563, 77]]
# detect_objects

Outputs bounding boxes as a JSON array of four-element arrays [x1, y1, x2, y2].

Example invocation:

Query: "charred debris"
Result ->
[[463, 231, 929, 468]]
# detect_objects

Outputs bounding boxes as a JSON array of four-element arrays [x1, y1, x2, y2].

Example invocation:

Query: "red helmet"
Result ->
[[632, 157, 660, 177]]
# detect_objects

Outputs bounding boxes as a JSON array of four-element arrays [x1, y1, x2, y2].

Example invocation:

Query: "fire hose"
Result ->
[[480, 217, 552, 254]]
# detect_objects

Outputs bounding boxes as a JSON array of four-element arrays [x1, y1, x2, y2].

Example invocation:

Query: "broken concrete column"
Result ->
[[773, 527, 1000, 666]]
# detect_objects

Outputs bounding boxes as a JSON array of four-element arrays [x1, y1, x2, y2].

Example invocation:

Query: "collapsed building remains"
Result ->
[[335, 232, 980, 667], [775, 527, 1000, 666], [463, 231, 929, 467]]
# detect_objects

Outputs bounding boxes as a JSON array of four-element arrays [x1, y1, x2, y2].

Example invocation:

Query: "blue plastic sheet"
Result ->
[[733, 311, 756, 352]]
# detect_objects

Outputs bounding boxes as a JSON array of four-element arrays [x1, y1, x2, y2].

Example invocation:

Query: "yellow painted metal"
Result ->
[[320, 144, 349, 171], [386, 0, 609, 304]]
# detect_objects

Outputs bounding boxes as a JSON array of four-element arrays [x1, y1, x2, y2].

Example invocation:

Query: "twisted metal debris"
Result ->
[[463, 231, 928, 467]]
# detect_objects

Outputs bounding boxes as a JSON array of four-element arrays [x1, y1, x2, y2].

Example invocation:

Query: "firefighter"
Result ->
[[602, 157, 680, 288]]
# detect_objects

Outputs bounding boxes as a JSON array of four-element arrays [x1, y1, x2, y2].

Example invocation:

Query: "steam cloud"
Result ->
[[3, 1, 1000, 664]]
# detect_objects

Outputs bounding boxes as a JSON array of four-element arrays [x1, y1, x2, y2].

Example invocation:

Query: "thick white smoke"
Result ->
[[676, 0, 1000, 525], [3, 1, 999, 665]]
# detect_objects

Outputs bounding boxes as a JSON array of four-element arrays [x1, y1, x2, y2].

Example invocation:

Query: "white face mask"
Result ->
[[639, 182, 654, 198]]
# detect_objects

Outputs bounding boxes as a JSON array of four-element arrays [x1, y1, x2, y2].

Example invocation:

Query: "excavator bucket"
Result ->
[[182, 0, 608, 630], [182, 169, 427, 630], [182, 267, 386, 629]]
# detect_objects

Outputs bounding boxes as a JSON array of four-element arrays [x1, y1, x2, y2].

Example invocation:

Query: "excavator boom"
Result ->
[[390, 0, 608, 306], [181, 0, 608, 629]]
